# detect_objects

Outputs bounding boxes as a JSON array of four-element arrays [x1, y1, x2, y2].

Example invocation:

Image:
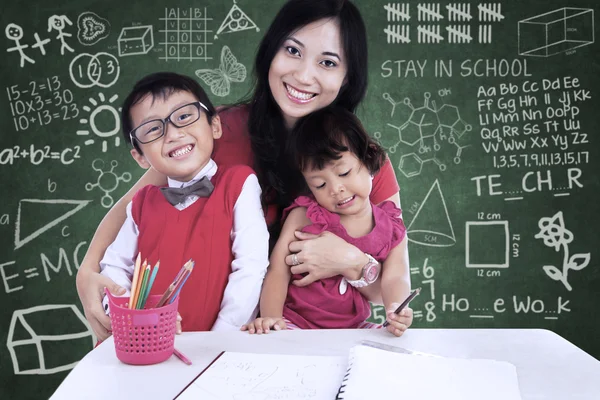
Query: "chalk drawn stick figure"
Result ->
[[6, 23, 35, 67], [48, 15, 74, 55]]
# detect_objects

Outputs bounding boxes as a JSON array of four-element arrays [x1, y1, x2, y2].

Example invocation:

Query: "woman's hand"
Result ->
[[384, 306, 414, 337], [76, 269, 125, 341], [241, 317, 287, 334], [286, 231, 365, 286]]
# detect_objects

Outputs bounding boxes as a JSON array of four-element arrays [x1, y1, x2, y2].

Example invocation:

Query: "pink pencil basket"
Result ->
[[105, 289, 179, 365]]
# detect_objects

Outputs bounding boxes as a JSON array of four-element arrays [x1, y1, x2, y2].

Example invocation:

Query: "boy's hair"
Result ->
[[288, 106, 386, 176], [121, 72, 216, 153]]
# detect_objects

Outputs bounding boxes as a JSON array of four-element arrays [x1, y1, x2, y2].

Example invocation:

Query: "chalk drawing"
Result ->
[[14, 199, 91, 250]]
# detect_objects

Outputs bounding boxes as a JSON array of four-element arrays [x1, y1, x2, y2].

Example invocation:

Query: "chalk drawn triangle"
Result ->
[[15, 199, 91, 250], [215, 3, 260, 38], [406, 179, 456, 247]]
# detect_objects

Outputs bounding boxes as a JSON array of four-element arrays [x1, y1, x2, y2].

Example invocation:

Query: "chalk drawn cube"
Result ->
[[7, 305, 94, 374], [518, 8, 594, 57], [118, 25, 154, 56], [465, 221, 509, 268]]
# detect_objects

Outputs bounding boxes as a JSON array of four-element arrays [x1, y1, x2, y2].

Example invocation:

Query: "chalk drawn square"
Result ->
[[518, 8, 594, 57], [465, 221, 509, 268], [7, 305, 94, 374]]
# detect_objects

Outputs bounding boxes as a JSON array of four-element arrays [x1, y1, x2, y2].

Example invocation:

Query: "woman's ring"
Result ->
[[292, 253, 300, 266]]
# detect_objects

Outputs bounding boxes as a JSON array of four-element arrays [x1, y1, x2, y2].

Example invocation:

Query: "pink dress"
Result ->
[[282, 196, 406, 329]]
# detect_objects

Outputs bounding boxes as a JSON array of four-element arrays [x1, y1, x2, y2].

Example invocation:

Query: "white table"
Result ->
[[51, 329, 600, 400]]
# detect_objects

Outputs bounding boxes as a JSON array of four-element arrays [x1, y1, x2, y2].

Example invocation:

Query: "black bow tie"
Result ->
[[160, 175, 214, 206]]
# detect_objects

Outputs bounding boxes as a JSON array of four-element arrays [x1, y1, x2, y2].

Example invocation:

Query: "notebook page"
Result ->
[[340, 345, 522, 400], [177, 352, 347, 400]]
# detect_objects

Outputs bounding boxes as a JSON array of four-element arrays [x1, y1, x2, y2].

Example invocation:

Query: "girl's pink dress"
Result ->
[[282, 195, 406, 329]]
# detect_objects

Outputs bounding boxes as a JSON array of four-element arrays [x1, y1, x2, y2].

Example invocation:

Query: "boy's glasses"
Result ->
[[129, 101, 210, 144]]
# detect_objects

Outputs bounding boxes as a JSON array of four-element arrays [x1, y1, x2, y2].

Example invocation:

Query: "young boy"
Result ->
[[100, 72, 269, 331]]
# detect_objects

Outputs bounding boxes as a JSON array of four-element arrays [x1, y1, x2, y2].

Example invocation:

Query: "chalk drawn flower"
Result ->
[[535, 211, 589, 292], [534, 211, 573, 252]]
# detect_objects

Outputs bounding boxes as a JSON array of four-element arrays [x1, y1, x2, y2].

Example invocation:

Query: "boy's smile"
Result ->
[[129, 91, 222, 182]]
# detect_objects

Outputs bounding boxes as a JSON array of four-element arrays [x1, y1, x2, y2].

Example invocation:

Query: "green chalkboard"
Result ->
[[0, 0, 598, 398]]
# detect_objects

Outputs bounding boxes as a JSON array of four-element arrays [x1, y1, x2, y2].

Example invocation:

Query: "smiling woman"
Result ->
[[76, 0, 413, 341], [268, 19, 348, 129]]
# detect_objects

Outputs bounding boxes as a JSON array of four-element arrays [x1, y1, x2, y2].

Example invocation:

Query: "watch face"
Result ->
[[364, 263, 379, 283]]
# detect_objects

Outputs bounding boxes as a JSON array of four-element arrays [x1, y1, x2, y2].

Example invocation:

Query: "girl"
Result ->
[[242, 107, 411, 337], [76, 0, 413, 341]]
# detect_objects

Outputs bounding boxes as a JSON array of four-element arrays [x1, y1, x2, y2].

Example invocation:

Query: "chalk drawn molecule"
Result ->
[[374, 91, 471, 178], [85, 159, 132, 208]]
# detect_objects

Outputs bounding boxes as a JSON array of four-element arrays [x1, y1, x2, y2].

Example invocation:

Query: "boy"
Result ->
[[100, 72, 269, 331]]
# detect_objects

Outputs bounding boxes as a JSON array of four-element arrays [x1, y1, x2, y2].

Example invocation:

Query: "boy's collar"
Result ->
[[167, 159, 217, 188]]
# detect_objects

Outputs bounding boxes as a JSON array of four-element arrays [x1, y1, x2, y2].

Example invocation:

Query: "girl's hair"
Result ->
[[121, 72, 216, 153], [247, 0, 368, 243], [288, 106, 386, 186]]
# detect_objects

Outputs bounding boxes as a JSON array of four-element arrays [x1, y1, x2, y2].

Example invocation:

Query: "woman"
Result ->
[[76, 0, 413, 340]]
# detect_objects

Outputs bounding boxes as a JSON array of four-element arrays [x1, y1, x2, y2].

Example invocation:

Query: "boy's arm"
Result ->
[[211, 174, 270, 331], [259, 206, 310, 318]]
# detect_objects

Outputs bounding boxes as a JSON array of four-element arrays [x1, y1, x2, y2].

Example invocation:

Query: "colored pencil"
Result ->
[[156, 260, 193, 308], [131, 259, 147, 308], [139, 261, 160, 309], [169, 261, 195, 304], [128, 253, 142, 309], [135, 264, 151, 309]]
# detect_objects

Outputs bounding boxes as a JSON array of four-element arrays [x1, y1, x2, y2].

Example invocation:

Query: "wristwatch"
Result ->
[[346, 253, 380, 288]]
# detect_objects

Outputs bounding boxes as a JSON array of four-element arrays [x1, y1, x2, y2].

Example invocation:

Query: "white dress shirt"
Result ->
[[100, 159, 269, 331]]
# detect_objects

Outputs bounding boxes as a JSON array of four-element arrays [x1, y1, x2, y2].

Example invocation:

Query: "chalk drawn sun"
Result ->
[[76, 93, 121, 152]]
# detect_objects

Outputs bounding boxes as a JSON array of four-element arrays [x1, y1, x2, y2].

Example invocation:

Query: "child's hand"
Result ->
[[384, 305, 413, 337], [241, 317, 287, 334], [176, 313, 182, 334]]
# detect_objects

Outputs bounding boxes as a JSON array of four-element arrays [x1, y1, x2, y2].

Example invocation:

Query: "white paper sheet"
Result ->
[[339, 345, 523, 400], [176, 352, 347, 400]]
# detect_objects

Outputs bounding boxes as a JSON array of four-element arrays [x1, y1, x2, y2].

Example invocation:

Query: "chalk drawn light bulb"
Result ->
[[76, 93, 121, 152]]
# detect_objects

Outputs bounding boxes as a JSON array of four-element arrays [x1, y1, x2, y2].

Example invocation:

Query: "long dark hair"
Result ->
[[248, 0, 368, 242]]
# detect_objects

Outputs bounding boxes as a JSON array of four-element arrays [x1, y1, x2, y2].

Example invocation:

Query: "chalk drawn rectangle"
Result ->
[[465, 221, 509, 268], [518, 8, 594, 57]]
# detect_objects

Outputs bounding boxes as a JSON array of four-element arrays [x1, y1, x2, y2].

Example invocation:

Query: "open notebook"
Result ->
[[336, 344, 523, 400], [175, 351, 347, 399]]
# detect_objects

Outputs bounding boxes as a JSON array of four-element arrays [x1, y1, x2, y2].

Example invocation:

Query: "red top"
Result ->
[[282, 196, 407, 329], [131, 165, 253, 331], [212, 106, 401, 225]]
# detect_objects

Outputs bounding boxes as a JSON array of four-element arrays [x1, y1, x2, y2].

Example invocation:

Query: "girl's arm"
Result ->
[[242, 207, 310, 333], [76, 167, 167, 340], [381, 236, 413, 336]]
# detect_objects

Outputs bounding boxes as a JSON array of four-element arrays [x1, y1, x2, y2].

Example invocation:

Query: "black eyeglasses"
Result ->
[[129, 101, 211, 144]]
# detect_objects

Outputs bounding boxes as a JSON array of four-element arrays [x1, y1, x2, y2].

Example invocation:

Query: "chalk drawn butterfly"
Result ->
[[195, 46, 246, 97]]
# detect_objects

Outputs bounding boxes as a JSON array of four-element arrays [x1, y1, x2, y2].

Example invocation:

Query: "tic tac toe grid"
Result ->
[[159, 7, 213, 61]]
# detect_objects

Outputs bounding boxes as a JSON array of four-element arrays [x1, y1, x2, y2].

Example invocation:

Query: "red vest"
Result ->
[[131, 165, 253, 331]]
